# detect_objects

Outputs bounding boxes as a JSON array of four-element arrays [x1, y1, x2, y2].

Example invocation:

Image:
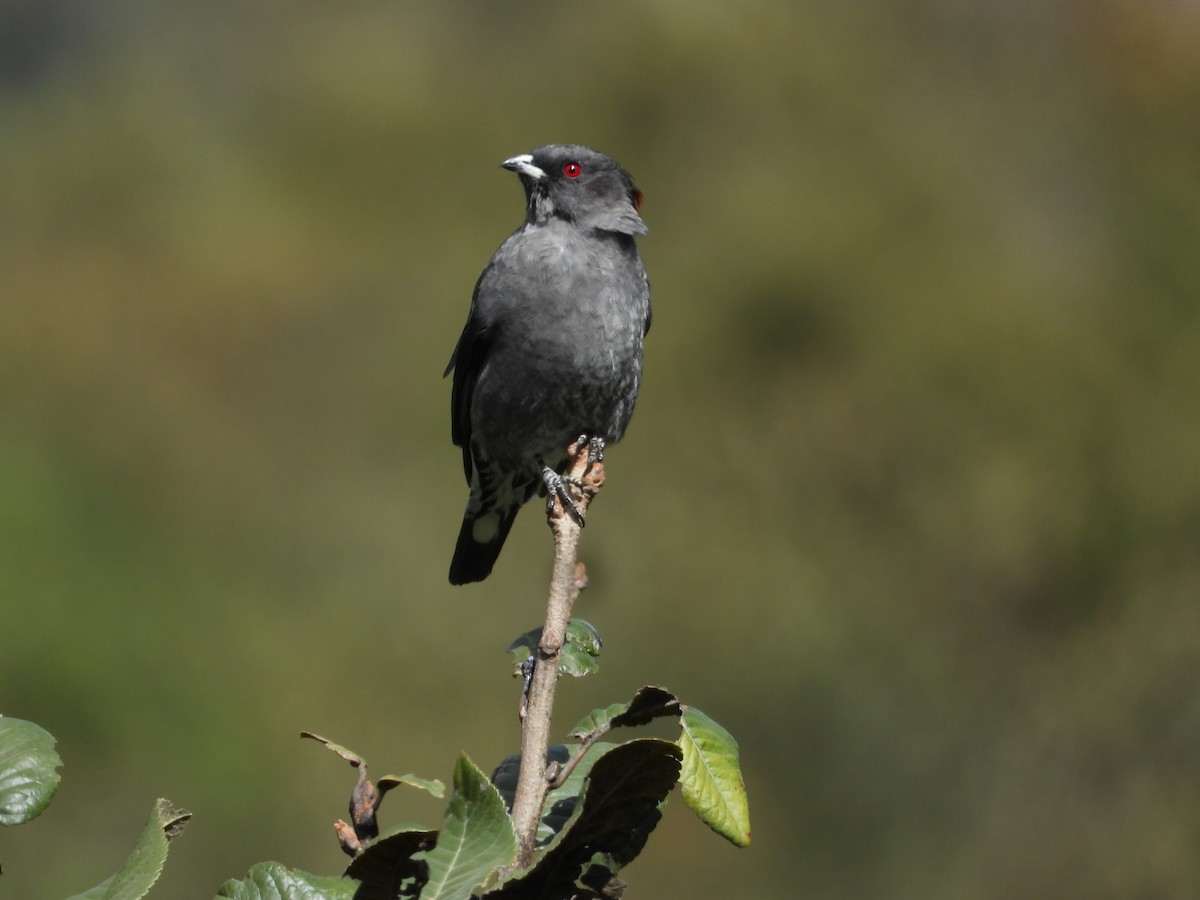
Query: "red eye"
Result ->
[[563, 162, 582, 178]]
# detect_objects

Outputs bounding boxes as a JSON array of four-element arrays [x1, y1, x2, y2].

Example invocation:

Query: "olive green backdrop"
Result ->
[[3, 1, 1198, 897]]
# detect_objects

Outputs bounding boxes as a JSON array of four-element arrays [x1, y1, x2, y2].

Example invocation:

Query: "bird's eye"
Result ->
[[563, 162, 582, 178]]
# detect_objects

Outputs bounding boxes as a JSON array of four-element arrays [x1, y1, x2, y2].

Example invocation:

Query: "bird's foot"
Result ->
[[542, 466, 586, 525], [574, 433, 606, 468]]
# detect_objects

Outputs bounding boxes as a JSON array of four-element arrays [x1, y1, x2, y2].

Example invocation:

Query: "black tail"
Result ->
[[449, 506, 520, 584]]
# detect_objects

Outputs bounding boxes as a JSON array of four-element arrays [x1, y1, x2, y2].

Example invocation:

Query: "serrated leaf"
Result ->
[[377, 773, 446, 799], [417, 754, 517, 899], [215, 861, 359, 899], [569, 686, 681, 738], [0, 717, 62, 825], [345, 827, 437, 899], [65, 798, 190, 899], [678, 708, 751, 847]]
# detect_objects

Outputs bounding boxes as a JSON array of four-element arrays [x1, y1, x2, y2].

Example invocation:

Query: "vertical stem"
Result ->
[[509, 443, 603, 867]]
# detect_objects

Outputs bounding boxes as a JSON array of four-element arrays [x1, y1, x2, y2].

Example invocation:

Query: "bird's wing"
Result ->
[[641, 264, 652, 336], [445, 270, 494, 482]]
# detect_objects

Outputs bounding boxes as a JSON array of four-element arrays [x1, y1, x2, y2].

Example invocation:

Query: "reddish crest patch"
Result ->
[[631, 188, 645, 211], [563, 162, 582, 178]]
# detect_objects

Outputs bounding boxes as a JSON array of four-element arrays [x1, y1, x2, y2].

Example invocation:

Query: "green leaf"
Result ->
[[535, 742, 619, 846], [677, 708, 751, 847], [300, 732, 364, 766], [543, 739, 681, 866], [611, 686, 681, 728], [487, 739, 681, 898], [564, 619, 602, 656], [507, 620, 601, 654], [507, 619, 602, 678], [0, 716, 62, 826], [557, 642, 600, 678], [378, 773, 445, 799], [65, 798, 190, 899], [299, 735, 445, 796], [417, 754, 517, 900], [345, 827, 438, 899], [569, 705, 624, 739], [491, 744, 620, 845], [216, 862, 359, 899], [569, 686, 681, 738]]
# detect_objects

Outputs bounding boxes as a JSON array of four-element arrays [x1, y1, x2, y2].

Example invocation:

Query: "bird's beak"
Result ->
[[501, 154, 545, 180]]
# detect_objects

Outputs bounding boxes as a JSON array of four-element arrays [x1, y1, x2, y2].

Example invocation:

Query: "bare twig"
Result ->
[[509, 439, 604, 867]]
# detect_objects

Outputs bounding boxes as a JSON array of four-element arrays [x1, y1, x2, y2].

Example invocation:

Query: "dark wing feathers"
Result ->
[[446, 313, 489, 481], [642, 268, 652, 336]]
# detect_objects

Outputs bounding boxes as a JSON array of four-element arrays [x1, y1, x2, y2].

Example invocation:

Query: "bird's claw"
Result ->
[[542, 466, 586, 525], [572, 434, 605, 470]]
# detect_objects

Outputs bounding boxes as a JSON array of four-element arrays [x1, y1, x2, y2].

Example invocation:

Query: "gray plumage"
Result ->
[[445, 144, 651, 584]]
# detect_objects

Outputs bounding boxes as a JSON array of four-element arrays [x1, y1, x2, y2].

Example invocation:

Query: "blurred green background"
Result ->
[[3, 1, 1199, 897]]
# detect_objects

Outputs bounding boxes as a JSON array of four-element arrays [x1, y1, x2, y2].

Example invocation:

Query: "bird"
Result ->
[[444, 144, 651, 585]]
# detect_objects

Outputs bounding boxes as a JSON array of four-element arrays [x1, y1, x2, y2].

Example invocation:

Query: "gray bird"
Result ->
[[445, 144, 651, 584]]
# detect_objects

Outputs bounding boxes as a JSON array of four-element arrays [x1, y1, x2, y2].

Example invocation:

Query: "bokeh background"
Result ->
[[3, 1, 1199, 897]]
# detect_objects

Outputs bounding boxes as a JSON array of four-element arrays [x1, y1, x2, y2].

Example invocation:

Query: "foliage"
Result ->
[[2, 635, 744, 899], [677, 709, 751, 848], [216, 863, 358, 900], [0, 717, 61, 829], [217, 640, 748, 899], [64, 799, 192, 900], [0, 717, 188, 898]]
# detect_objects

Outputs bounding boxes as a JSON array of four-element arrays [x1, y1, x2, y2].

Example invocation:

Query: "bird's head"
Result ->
[[502, 144, 646, 236]]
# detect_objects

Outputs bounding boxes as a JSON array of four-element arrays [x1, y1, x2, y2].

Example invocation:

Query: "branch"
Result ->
[[509, 439, 605, 867]]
